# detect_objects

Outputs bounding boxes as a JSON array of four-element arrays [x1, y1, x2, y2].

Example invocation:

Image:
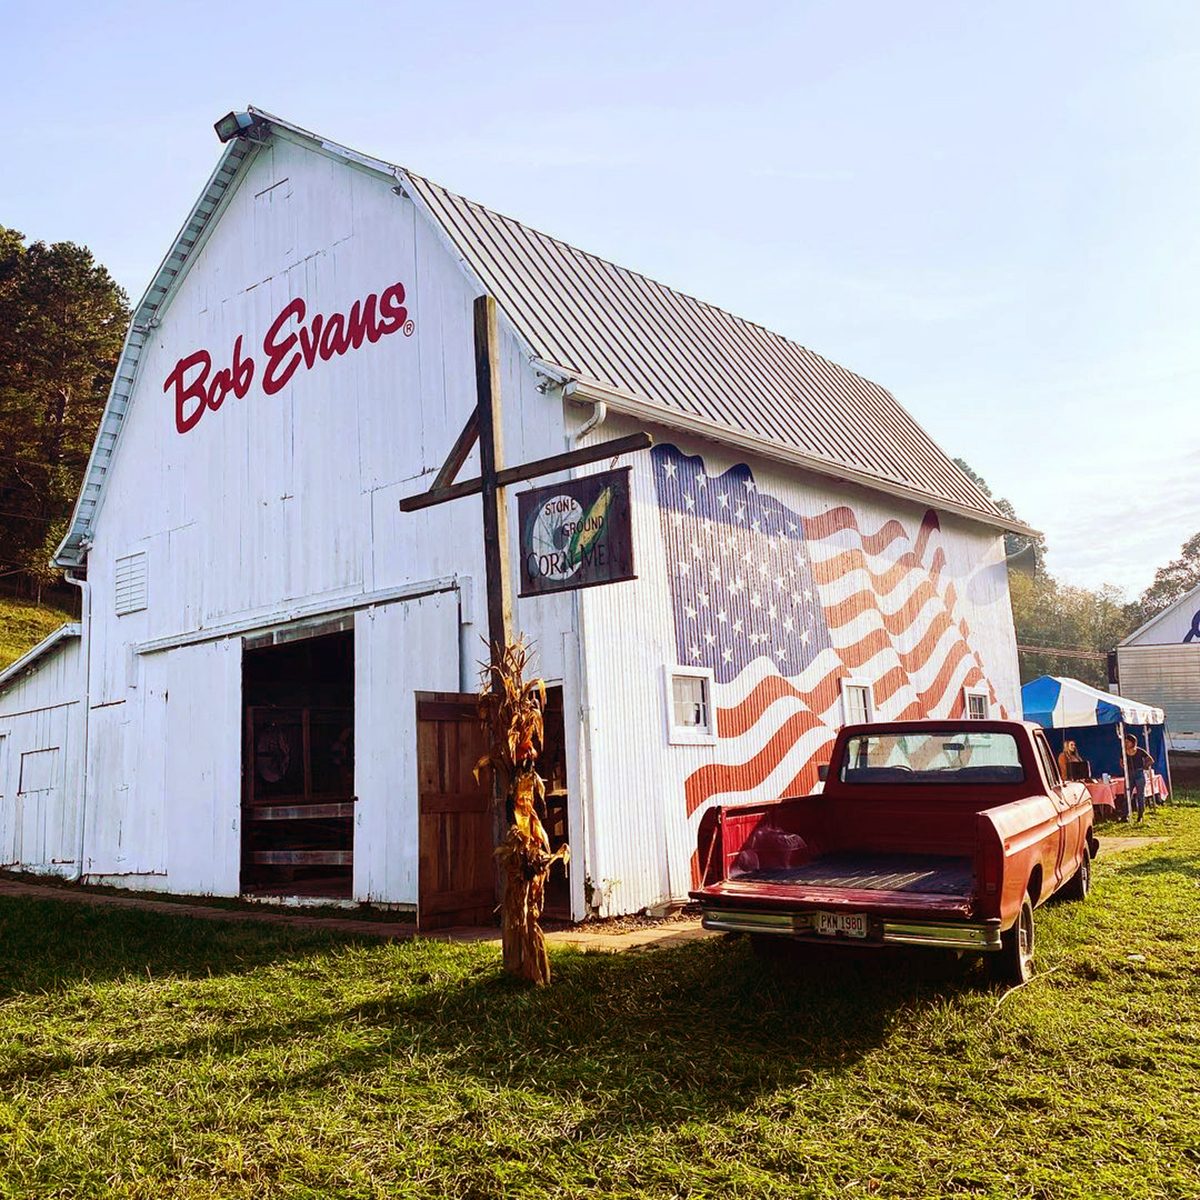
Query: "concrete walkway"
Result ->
[[0, 829, 1164, 954], [0, 874, 709, 952]]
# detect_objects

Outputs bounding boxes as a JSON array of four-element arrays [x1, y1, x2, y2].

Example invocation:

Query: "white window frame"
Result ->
[[964, 687, 991, 720], [664, 666, 718, 746], [840, 677, 874, 727]]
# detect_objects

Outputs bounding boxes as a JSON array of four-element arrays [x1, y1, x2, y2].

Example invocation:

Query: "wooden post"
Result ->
[[474, 295, 512, 664], [399, 292, 651, 967]]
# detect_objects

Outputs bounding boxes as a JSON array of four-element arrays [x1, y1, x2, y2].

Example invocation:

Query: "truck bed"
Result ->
[[734, 852, 975, 897]]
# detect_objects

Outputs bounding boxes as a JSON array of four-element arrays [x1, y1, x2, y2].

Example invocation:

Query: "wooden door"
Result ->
[[417, 694, 496, 929]]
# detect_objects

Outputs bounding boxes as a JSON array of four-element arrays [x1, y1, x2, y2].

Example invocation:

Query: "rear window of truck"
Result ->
[[839, 731, 1025, 785]]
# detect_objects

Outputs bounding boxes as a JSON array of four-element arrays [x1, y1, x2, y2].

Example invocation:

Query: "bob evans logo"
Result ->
[[163, 281, 411, 434]]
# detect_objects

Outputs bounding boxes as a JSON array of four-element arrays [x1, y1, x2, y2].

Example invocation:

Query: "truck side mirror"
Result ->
[[817, 763, 830, 781]]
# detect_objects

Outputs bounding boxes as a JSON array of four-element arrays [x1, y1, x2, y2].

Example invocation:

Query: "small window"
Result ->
[[964, 688, 990, 720], [19, 747, 59, 794], [840, 678, 873, 726], [665, 667, 717, 745], [115, 551, 148, 615], [1034, 733, 1062, 786]]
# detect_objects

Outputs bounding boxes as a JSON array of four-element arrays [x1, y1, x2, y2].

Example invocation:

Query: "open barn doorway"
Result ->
[[241, 626, 355, 899]]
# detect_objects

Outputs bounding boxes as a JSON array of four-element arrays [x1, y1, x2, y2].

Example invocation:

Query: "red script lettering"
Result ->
[[165, 280, 411, 433]]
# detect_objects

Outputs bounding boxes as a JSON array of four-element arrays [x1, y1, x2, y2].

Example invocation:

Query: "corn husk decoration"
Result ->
[[476, 639, 569, 985]]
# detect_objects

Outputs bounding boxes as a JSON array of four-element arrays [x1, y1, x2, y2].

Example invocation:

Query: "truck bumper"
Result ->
[[700, 907, 1003, 951]]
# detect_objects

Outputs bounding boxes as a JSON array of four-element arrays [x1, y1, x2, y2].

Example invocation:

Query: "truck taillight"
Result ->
[[977, 817, 1000, 900], [697, 808, 722, 885]]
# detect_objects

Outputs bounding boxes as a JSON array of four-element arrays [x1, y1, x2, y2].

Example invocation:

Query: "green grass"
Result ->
[[0, 596, 75, 671], [1, 805, 1199, 1199]]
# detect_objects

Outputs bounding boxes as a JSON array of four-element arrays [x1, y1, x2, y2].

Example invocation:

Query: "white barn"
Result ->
[[0, 108, 1026, 922], [1117, 586, 1200, 751]]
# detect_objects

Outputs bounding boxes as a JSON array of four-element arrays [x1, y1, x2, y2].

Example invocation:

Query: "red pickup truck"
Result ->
[[690, 720, 1097, 983]]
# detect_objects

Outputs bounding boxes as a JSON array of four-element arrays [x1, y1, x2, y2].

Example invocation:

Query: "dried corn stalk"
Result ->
[[476, 639, 569, 985]]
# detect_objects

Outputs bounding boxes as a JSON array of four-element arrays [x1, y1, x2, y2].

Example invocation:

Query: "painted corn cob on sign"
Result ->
[[518, 468, 635, 595]]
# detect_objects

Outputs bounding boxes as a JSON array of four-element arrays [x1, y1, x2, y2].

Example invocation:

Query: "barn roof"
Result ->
[[1120, 581, 1200, 647], [0, 624, 80, 697], [55, 108, 1024, 567]]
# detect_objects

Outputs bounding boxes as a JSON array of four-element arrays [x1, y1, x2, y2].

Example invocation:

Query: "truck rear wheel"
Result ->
[[990, 894, 1035, 985], [1061, 844, 1092, 902]]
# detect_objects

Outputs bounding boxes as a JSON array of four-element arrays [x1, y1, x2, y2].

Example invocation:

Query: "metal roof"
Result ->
[[55, 108, 1017, 567], [403, 170, 1009, 525]]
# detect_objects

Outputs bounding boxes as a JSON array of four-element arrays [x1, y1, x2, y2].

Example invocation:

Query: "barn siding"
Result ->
[[0, 637, 83, 875], [1117, 645, 1200, 738], [354, 592, 460, 904], [1124, 593, 1200, 646], [71, 135, 575, 900], [574, 413, 1019, 914]]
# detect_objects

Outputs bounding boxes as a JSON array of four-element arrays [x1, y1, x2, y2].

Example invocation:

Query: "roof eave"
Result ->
[[554, 368, 1037, 539], [54, 133, 263, 568]]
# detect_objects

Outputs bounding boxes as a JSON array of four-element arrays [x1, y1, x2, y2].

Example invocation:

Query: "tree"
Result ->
[[1008, 571, 1130, 689], [1136, 531, 1200, 624], [0, 227, 129, 595], [953, 457, 1134, 686]]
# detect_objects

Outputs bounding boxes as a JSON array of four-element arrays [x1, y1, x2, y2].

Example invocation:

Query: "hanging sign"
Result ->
[[518, 468, 635, 596]]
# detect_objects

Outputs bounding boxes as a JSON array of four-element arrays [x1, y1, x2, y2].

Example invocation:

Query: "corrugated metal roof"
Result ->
[[56, 109, 1013, 569], [403, 170, 1006, 523]]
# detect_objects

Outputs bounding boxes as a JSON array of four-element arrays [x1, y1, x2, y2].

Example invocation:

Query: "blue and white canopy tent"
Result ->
[[1021, 675, 1170, 795]]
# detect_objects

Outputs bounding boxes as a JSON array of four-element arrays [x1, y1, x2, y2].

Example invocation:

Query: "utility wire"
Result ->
[[1016, 643, 1106, 661]]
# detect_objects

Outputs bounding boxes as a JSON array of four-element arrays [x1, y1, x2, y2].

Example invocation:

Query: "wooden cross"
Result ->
[[399, 295, 652, 661]]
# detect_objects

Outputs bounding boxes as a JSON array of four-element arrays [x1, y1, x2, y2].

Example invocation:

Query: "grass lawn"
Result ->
[[0, 597, 75, 671], [1, 806, 1198, 1198]]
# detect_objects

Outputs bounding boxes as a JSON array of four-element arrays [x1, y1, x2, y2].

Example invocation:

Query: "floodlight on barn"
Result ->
[[214, 111, 255, 142]]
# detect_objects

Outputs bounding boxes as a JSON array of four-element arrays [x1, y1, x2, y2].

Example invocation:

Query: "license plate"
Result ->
[[813, 911, 868, 939]]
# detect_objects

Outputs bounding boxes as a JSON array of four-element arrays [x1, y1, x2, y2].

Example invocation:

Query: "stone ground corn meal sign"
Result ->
[[518, 467, 635, 596]]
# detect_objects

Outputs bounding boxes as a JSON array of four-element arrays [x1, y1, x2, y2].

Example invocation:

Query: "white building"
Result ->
[[1117, 585, 1200, 751], [0, 109, 1026, 922]]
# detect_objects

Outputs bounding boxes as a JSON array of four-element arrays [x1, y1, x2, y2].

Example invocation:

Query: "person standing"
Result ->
[[1123, 733, 1155, 823], [1058, 739, 1085, 780]]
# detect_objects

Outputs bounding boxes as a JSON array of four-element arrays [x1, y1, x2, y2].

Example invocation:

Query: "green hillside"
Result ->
[[0, 597, 76, 671]]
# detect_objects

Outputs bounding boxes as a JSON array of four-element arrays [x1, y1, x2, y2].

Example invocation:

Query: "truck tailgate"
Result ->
[[697, 852, 976, 918]]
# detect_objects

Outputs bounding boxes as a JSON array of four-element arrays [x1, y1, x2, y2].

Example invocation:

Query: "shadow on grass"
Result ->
[[0, 893, 368, 999], [1113, 853, 1200, 879], [0, 923, 983, 1131]]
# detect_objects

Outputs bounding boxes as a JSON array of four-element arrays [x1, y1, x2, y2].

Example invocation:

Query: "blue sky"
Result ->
[[3, 1, 1196, 596]]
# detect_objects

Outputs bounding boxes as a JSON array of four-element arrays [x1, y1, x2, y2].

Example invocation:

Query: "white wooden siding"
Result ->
[[1117, 645, 1200, 736], [64, 135, 575, 904], [353, 592, 459, 903], [0, 637, 83, 875], [1123, 591, 1200, 646]]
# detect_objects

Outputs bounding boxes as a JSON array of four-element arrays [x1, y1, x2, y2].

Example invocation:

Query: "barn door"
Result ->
[[416, 693, 496, 930]]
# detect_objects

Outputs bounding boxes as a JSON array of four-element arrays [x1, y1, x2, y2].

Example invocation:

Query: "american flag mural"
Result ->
[[651, 444, 1007, 882]]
